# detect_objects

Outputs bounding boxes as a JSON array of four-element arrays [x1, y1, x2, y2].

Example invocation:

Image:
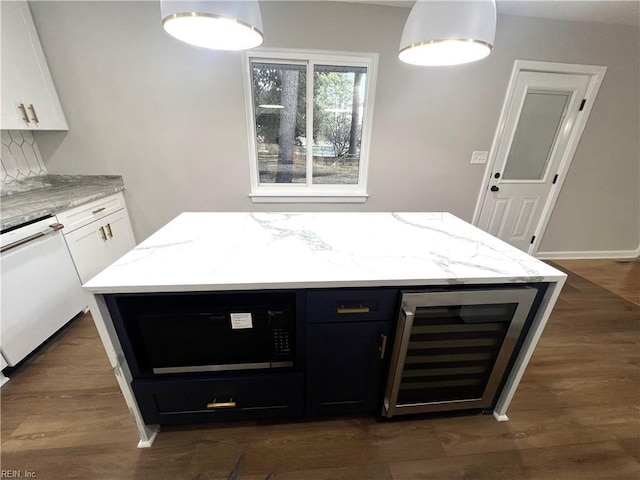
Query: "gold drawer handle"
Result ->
[[28, 104, 40, 124], [18, 103, 30, 123], [92, 207, 106, 214], [105, 223, 113, 238], [99, 226, 107, 241], [337, 306, 370, 314], [206, 400, 236, 409]]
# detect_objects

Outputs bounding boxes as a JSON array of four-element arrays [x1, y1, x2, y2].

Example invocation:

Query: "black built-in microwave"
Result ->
[[120, 293, 296, 375]]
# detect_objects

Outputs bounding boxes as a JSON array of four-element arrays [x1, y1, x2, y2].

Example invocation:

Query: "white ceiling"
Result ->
[[497, 0, 640, 28], [334, 1, 640, 28]]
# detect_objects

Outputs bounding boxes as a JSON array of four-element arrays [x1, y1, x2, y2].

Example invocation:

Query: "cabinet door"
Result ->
[[102, 208, 136, 266], [64, 208, 136, 283], [0, 0, 68, 130], [306, 321, 392, 415]]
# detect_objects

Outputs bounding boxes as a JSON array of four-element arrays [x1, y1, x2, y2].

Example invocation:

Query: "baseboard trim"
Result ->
[[537, 248, 640, 260]]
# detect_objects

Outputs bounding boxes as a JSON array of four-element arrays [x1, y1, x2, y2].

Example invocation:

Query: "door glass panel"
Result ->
[[503, 90, 570, 180]]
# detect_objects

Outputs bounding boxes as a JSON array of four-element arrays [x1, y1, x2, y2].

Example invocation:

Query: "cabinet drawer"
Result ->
[[57, 192, 125, 233], [306, 289, 398, 323], [132, 373, 303, 425]]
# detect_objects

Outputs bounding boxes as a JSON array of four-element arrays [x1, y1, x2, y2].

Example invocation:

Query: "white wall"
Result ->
[[30, 1, 639, 253]]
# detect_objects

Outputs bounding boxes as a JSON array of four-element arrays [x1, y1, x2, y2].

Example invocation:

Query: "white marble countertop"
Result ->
[[84, 212, 565, 294]]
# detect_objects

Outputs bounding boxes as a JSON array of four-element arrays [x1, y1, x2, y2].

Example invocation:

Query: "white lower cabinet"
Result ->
[[60, 193, 136, 284]]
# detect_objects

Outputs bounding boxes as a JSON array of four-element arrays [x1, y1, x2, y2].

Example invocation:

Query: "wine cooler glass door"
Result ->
[[383, 287, 538, 417]]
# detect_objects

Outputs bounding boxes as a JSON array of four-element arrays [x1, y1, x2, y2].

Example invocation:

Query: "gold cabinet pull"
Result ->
[[28, 104, 39, 124], [92, 207, 106, 214], [379, 334, 388, 359], [105, 223, 113, 238], [337, 306, 370, 314], [18, 103, 30, 123], [206, 399, 236, 409], [99, 226, 107, 241]]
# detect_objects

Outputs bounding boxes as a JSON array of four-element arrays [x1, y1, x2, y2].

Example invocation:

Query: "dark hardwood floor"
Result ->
[[553, 258, 640, 306], [1, 261, 639, 479]]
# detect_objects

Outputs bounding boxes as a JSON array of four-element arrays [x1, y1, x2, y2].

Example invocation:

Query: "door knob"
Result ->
[[490, 186, 499, 192]]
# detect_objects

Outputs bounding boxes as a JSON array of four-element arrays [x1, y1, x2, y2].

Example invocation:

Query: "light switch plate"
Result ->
[[471, 151, 488, 164]]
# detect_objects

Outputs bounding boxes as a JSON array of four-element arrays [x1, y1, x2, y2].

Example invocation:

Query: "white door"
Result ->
[[477, 71, 590, 252]]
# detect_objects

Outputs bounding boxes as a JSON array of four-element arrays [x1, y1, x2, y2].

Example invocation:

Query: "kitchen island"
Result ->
[[84, 212, 566, 447]]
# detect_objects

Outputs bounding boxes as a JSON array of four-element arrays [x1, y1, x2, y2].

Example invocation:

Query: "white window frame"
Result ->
[[242, 48, 378, 203]]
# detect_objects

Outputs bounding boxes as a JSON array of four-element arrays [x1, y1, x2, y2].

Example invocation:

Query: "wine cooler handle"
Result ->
[[384, 303, 415, 417]]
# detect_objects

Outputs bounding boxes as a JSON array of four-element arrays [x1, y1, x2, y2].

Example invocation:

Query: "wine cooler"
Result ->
[[382, 286, 539, 417]]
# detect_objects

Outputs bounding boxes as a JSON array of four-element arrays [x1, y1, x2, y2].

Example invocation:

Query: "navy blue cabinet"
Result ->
[[106, 288, 399, 425], [306, 288, 398, 323], [133, 373, 303, 425], [305, 289, 398, 415], [306, 321, 393, 415]]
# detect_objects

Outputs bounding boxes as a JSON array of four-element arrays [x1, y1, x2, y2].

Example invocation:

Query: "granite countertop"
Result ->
[[84, 212, 565, 294], [0, 174, 125, 231]]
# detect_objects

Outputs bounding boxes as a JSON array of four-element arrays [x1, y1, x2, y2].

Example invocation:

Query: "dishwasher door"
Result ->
[[1, 217, 87, 366], [382, 287, 539, 417]]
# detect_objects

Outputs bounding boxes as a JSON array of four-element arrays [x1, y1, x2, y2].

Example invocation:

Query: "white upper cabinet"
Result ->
[[1, 0, 68, 130]]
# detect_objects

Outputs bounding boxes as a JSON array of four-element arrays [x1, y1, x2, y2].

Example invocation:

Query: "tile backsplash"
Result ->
[[1, 130, 47, 182]]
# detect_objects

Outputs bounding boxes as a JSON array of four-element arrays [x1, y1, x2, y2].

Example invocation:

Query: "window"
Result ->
[[243, 49, 378, 202]]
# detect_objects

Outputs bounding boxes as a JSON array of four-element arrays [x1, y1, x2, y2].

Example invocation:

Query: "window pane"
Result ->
[[252, 62, 307, 184], [312, 65, 367, 185], [503, 91, 570, 180]]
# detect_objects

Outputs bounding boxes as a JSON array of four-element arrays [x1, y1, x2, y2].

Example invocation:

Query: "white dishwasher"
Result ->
[[1, 216, 87, 367]]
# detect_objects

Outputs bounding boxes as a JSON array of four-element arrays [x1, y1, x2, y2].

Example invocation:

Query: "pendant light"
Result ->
[[160, 0, 264, 51], [399, 0, 496, 66]]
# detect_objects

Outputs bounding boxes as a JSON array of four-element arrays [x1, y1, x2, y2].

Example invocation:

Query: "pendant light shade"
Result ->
[[399, 0, 496, 66], [161, 0, 263, 51]]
